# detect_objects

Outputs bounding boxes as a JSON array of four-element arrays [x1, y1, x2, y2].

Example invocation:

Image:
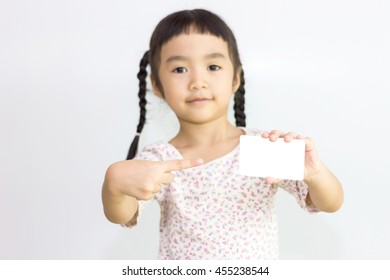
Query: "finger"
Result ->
[[269, 130, 284, 142], [160, 172, 175, 184], [283, 132, 299, 142], [261, 130, 282, 139], [137, 192, 155, 201], [261, 131, 270, 138], [264, 177, 281, 184], [163, 158, 204, 172], [136, 187, 158, 200], [152, 184, 161, 194], [303, 136, 315, 152], [296, 134, 313, 150]]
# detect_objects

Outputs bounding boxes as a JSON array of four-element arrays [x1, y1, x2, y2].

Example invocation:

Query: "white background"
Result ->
[[1, 0, 389, 259]]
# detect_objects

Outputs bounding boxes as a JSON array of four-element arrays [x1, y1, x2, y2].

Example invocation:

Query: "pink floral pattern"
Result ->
[[125, 128, 318, 259]]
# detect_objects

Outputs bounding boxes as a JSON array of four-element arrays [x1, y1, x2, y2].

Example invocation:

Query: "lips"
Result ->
[[186, 97, 213, 104]]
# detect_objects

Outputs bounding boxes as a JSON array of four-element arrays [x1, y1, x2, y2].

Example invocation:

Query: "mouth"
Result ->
[[186, 97, 213, 104]]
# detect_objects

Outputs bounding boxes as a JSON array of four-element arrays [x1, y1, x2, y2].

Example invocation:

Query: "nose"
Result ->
[[189, 69, 208, 90]]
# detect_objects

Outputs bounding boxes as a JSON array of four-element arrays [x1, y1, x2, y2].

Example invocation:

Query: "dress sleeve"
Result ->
[[277, 179, 320, 213], [121, 199, 151, 228], [121, 142, 164, 228]]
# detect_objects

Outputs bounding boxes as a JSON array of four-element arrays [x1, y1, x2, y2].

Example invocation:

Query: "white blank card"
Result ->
[[239, 135, 305, 180]]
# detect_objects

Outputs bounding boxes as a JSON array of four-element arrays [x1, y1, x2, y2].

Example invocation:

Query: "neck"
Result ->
[[171, 117, 241, 148]]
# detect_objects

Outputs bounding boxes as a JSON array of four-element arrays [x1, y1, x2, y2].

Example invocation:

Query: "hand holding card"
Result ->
[[239, 135, 305, 180]]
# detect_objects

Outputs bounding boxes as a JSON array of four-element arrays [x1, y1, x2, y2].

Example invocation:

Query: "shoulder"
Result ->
[[241, 127, 267, 136], [134, 141, 180, 161]]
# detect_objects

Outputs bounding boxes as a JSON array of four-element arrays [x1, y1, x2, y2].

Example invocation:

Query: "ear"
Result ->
[[232, 69, 241, 93], [151, 76, 164, 98]]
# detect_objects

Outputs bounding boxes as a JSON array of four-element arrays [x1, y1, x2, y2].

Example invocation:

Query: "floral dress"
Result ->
[[125, 128, 318, 259]]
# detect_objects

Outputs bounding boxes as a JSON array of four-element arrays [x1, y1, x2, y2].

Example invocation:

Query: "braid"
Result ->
[[126, 50, 150, 160], [234, 69, 246, 127]]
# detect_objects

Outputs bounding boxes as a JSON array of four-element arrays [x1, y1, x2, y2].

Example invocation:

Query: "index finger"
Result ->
[[163, 158, 204, 172]]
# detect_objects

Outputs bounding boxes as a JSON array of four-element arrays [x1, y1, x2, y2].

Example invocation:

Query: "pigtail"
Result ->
[[126, 50, 150, 160], [233, 69, 246, 127]]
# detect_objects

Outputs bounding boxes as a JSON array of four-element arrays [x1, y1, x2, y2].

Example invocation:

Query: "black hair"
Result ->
[[126, 50, 149, 160], [127, 9, 246, 160]]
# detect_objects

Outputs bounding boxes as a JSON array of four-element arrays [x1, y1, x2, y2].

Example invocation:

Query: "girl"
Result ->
[[102, 9, 343, 259]]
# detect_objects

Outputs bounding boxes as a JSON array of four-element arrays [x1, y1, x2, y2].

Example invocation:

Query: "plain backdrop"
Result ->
[[1, 0, 389, 259]]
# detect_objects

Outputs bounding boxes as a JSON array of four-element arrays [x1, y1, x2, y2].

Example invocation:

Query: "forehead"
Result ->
[[160, 32, 230, 60]]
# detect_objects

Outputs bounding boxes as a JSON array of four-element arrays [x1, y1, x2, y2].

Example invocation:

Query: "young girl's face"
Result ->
[[153, 32, 240, 125]]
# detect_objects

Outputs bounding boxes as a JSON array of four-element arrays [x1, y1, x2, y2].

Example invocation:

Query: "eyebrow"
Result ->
[[165, 52, 226, 64]]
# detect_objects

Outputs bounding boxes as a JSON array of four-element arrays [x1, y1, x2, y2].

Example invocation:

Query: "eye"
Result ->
[[208, 65, 221, 71], [173, 67, 188, 73]]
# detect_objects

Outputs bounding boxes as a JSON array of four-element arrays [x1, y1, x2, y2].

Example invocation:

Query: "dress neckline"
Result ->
[[163, 127, 247, 168]]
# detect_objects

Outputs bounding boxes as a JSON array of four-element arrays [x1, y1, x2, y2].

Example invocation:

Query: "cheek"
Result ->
[[218, 75, 237, 94], [163, 78, 189, 98]]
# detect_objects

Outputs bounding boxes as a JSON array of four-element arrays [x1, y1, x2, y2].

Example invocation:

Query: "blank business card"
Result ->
[[239, 135, 305, 180]]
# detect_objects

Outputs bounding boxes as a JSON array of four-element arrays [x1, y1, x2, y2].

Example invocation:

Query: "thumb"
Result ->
[[265, 177, 281, 185], [163, 158, 204, 172]]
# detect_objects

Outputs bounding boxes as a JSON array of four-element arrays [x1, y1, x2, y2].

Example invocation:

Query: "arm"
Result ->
[[302, 144, 344, 213], [102, 163, 139, 224], [101, 158, 204, 224], [262, 130, 344, 212]]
